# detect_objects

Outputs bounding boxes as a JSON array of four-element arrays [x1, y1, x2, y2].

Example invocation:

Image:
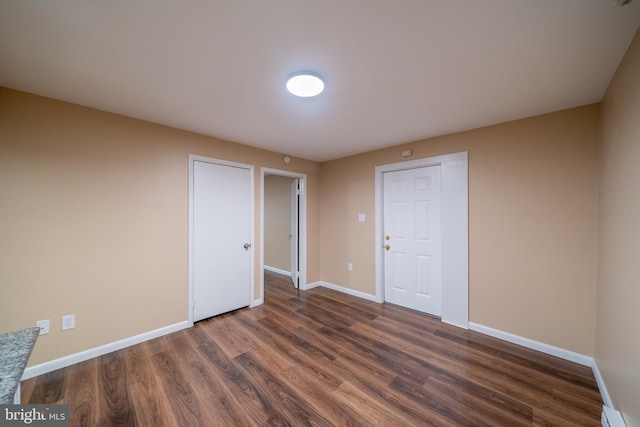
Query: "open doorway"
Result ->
[[261, 168, 307, 302], [264, 174, 298, 286]]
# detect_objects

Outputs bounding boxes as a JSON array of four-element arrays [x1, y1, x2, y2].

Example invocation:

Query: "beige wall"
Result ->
[[0, 84, 604, 370], [264, 174, 294, 271], [0, 87, 320, 366], [319, 105, 600, 356], [597, 28, 640, 425]]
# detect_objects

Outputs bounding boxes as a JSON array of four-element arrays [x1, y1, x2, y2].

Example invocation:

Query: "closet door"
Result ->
[[193, 160, 252, 321]]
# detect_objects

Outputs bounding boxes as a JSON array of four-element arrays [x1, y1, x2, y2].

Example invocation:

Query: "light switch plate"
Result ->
[[358, 214, 365, 222]]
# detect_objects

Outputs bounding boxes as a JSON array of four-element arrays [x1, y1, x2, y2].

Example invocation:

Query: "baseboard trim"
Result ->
[[22, 321, 190, 380], [311, 281, 380, 302], [591, 358, 614, 408], [301, 281, 321, 290], [468, 322, 593, 367], [264, 265, 291, 277]]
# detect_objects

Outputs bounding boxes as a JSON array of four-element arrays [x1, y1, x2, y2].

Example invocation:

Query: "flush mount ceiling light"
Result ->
[[286, 71, 325, 97]]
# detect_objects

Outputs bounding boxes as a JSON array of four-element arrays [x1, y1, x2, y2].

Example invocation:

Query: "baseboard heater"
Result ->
[[602, 406, 626, 427]]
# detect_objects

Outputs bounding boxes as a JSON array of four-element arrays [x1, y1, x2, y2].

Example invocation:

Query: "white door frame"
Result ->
[[259, 168, 307, 305], [375, 151, 469, 329], [188, 154, 255, 326], [290, 178, 300, 288]]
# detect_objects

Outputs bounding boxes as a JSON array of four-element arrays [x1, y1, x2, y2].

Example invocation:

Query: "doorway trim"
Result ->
[[259, 168, 308, 305], [188, 154, 255, 326], [375, 151, 469, 329]]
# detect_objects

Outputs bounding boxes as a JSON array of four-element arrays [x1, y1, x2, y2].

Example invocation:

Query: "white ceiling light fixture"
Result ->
[[286, 71, 325, 97]]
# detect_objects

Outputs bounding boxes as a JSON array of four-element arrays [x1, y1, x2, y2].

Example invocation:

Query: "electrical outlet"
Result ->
[[36, 320, 50, 335], [62, 314, 75, 331], [347, 263, 353, 271]]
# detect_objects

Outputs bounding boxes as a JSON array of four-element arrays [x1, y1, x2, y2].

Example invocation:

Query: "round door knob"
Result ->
[[244, 243, 251, 250]]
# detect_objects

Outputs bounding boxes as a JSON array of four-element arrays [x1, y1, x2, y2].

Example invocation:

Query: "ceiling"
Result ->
[[1, 1, 640, 162]]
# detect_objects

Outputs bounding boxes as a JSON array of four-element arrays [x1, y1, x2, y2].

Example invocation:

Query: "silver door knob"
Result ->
[[243, 243, 251, 250]]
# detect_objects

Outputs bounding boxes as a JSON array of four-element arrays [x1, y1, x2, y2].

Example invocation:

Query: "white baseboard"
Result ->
[[311, 281, 380, 302], [22, 321, 190, 380], [466, 323, 624, 418], [591, 358, 614, 408], [264, 265, 291, 277], [251, 297, 264, 307], [602, 405, 626, 427], [301, 280, 321, 290], [468, 322, 593, 367]]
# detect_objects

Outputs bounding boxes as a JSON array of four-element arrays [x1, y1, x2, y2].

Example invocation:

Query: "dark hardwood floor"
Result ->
[[23, 271, 602, 426]]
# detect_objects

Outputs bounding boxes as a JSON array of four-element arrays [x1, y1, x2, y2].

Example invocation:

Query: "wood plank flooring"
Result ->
[[22, 271, 603, 426]]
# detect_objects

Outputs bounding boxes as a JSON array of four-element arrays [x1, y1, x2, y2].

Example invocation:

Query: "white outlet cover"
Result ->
[[62, 314, 75, 330], [358, 214, 365, 222]]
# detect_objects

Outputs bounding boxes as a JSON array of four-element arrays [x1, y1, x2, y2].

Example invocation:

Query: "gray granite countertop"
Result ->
[[0, 327, 39, 404]]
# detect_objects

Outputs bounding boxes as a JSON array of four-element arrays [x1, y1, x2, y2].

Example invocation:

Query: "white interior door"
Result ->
[[193, 160, 252, 321], [383, 166, 442, 315], [290, 179, 299, 288]]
